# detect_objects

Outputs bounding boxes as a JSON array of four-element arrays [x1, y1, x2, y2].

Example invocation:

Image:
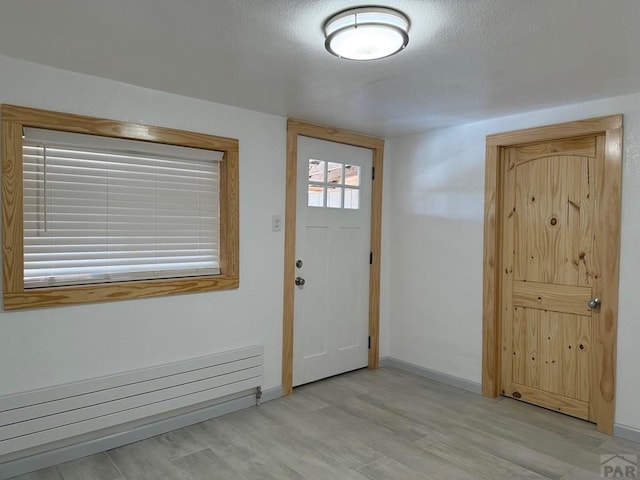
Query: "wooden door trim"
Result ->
[[482, 115, 623, 433], [282, 119, 384, 396]]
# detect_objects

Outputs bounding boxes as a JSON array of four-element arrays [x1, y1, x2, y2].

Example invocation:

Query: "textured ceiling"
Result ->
[[0, 0, 639, 137]]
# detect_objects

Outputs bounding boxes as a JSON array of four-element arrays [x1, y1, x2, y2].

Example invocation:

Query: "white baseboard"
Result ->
[[613, 424, 640, 444], [0, 386, 282, 480], [380, 357, 482, 395], [262, 385, 283, 403]]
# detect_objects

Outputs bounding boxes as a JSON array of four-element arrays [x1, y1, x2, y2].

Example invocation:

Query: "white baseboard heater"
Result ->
[[0, 345, 263, 459]]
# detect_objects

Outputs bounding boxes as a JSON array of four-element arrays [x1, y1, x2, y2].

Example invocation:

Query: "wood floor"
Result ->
[[11, 367, 639, 480]]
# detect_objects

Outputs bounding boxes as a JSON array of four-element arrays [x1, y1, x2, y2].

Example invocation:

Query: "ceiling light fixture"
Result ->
[[323, 6, 410, 61]]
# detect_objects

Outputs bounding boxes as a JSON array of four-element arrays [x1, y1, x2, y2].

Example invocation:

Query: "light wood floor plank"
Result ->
[[9, 467, 63, 480], [415, 429, 553, 480], [106, 438, 195, 480], [258, 400, 381, 469], [358, 456, 434, 480], [185, 417, 307, 480], [56, 453, 122, 480], [171, 449, 247, 480]]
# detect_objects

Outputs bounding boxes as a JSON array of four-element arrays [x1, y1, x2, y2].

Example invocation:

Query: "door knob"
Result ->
[[587, 297, 601, 309], [295, 277, 306, 286]]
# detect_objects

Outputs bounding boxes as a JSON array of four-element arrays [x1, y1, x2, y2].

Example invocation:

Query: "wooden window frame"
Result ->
[[281, 119, 384, 395], [1, 104, 239, 310]]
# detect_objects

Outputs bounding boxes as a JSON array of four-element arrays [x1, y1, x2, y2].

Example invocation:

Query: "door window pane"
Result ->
[[345, 165, 360, 186], [327, 162, 343, 184], [308, 160, 325, 182], [308, 185, 325, 207], [327, 186, 343, 208], [344, 188, 359, 209]]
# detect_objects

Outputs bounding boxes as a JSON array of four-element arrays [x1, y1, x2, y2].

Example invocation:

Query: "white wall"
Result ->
[[385, 92, 640, 430], [0, 55, 286, 393], [3, 50, 638, 432]]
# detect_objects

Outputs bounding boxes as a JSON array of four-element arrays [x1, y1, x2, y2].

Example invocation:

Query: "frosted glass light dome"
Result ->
[[324, 7, 410, 61]]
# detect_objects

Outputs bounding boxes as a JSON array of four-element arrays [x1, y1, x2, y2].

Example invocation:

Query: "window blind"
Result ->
[[22, 127, 223, 288]]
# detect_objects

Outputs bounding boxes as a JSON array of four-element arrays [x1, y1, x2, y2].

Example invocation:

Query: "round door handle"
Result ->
[[587, 297, 601, 309], [295, 277, 306, 286]]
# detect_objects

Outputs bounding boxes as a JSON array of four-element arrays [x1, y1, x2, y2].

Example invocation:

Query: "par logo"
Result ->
[[601, 454, 638, 478]]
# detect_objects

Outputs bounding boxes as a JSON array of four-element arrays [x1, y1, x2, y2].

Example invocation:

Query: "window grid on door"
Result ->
[[308, 159, 360, 209]]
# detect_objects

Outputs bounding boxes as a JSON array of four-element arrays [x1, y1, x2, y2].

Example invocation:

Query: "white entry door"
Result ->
[[293, 136, 372, 387]]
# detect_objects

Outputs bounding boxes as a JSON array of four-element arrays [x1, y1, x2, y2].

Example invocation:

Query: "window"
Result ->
[[307, 159, 360, 209], [1, 105, 239, 310], [23, 128, 222, 288]]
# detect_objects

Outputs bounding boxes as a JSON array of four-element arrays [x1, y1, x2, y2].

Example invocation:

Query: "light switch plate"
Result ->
[[272, 214, 282, 232]]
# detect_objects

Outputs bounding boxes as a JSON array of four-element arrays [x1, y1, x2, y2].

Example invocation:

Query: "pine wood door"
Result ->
[[500, 134, 608, 421]]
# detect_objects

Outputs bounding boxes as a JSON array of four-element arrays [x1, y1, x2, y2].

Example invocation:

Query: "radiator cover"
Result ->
[[0, 346, 263, 458]]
